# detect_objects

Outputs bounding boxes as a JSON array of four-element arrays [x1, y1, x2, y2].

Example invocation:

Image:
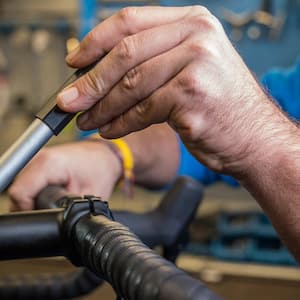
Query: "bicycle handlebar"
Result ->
[[0, 268, 101, 300], [0, 209, 64, 260], [0, 177, 222, 300], [36, 176, 203, 250], [73, 214, 221, 300]]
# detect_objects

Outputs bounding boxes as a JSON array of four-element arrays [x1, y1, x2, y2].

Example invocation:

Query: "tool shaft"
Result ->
[[0, 119, 53, 192], [0, 60, 100, 192]]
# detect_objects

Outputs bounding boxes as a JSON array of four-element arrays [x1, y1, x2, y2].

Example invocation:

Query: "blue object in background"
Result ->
[[177, 139, 239, 187], [262, 58, 300, 120], [186, 211, 297, 265], [79, 0, 300, 76], [79, 0, 98, 39]]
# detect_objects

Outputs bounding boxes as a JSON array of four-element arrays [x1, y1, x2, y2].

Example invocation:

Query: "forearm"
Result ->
[[123, 124, 180, 188], [236, 104, 300, 260]]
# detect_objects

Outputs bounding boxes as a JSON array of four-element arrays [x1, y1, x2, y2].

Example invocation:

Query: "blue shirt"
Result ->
[[177, 59, 300, 186]]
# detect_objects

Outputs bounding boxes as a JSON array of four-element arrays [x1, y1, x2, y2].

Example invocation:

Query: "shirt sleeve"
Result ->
[[261, 58, 300, 120]]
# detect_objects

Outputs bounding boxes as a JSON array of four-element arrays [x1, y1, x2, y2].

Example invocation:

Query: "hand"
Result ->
[[8, 140, 122, 211], [57, 6, 290, 178]]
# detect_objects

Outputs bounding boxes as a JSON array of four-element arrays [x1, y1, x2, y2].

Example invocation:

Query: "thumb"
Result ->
[[57, 67, 105, 113]]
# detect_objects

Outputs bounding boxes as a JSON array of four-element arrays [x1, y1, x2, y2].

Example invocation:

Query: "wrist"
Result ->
[[231, 114, 300, 184], [123, 125, 180, 187], [86, 135, 135, 197], [83, 139, 123, 185], [216, 90, 297, 181]]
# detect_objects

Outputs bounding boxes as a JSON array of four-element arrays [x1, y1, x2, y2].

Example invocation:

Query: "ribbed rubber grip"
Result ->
[[74, 215, 222, 300]]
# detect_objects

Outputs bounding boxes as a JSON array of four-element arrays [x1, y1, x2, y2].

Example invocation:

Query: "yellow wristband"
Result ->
[[89, 134, 134, 197], [110, 138, 134, 175]]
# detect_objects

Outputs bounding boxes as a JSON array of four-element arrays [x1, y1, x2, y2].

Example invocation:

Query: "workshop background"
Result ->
[[0, 1, 300, 299]]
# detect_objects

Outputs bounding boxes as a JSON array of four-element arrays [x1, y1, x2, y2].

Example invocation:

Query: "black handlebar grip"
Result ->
[[0, 268, 102, 300], [36, 60, 99, 135], [35, 185, 71, 209], [74, 215, 222, 300], [0, 209, 64, 260], [115, 176, 203, 248], [21, 176, 204, 300], [35, 177, 203, 249]]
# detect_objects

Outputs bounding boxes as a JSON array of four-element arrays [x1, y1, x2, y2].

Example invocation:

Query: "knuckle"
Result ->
[[8, 185, 19, 200], [187, 39, 211, 58], [121, 67, 140, 91], [190, 5, 211, 16], [186, 36, 221, 60], [118, 7, 138, 29], [176, 71, 201, 98], [189, 13, 222, 34], [134, 100, 151, 123], [80, 69, 105, 97], [37, 149, 55, 168], [85, 29, 99, 45], [205, 14, 223, 31], [115, 36, 136, 62]]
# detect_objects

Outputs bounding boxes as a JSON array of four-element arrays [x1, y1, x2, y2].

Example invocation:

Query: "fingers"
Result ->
[[76, 42, 192, 130], [66, 6, 205, 68], [8, 141, 123, 211], [94, 70, 186, 138], [90, 58, 210, 139], [57, 18, 193, 113], [8, 150, 68, 211], [9, 166, 48, 211]]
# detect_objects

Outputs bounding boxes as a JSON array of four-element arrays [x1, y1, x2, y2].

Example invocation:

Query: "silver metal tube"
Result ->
[[0, 119, 53, 192]]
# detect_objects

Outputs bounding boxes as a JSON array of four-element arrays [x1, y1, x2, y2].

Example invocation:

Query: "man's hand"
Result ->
[[57, 6, 286, 178], [53, 6, 300, 261], [8, 141, 122, 211], [8, 124, 180, 211]]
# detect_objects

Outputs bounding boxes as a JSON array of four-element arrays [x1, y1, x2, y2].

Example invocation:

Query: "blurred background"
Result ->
[[0, 1, 300, 299]]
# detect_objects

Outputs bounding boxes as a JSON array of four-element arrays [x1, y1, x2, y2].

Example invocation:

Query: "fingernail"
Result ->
[[58, 87, 79, 106], [66, 46, 80, 63], [99, 123, 111, 133]]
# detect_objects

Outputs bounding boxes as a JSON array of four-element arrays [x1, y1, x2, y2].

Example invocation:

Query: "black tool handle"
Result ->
[[36, 60, 99, 135]]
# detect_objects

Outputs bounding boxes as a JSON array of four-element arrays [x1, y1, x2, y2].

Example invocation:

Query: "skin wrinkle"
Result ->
[[122, 67, 140, 92], [76, 21, 198, 130], [95, 44, 191, 137], [86, 69, 106, 99], [172, 61, 262, 173], [177, 79, 289, 176]]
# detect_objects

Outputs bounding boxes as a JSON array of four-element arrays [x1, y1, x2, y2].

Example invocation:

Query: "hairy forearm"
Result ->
[[242, 140, 300, 260], [236, 101, 300, 260], [123, 124, 180, 188]]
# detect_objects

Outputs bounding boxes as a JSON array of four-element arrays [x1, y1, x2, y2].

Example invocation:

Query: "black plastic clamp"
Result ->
[[60, 195, 114, 266]]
